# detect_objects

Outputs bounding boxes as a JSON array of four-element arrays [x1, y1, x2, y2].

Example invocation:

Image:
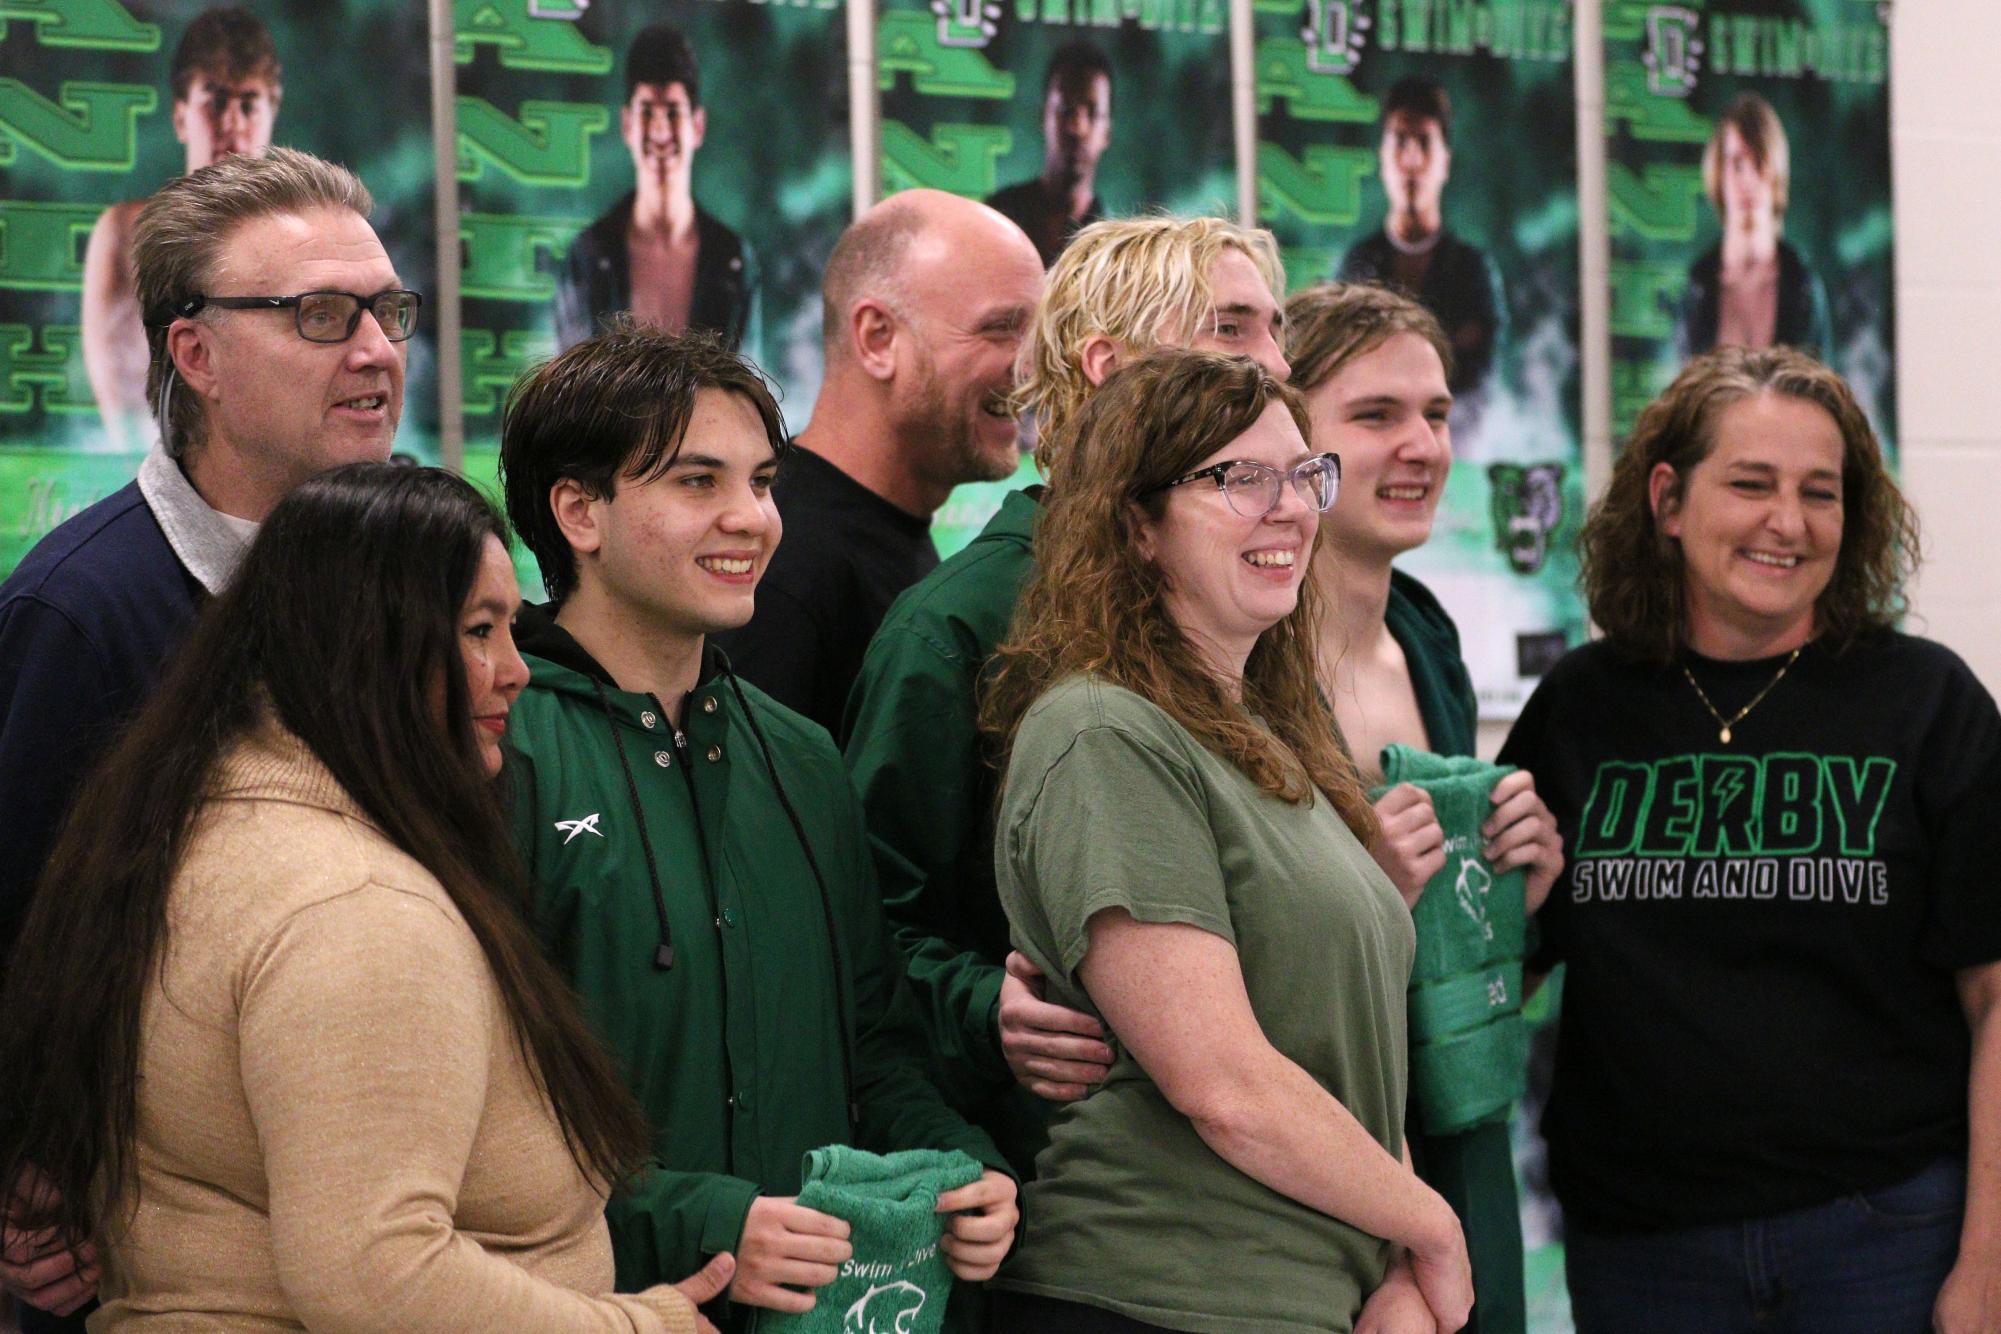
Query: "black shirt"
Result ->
[[986, 179, 1103, 268], [551, 195, 758, 353], [1337, 227, 1502, 397], [713, 445, 939, 738], [1498, 634, 2001, 1232]]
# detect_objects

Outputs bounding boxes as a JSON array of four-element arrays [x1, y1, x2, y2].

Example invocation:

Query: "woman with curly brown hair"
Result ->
[[1498, 346, 2001, 1332], [979, 348, 1472, 1333]]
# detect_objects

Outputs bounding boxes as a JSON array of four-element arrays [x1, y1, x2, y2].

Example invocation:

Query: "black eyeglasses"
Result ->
[[172, 288, 423, 343], [1142, 452, 1341, 518]]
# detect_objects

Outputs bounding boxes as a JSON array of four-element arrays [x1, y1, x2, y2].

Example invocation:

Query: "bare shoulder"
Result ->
[[85, 199, 146, 275], [94, 197, 146, 240]]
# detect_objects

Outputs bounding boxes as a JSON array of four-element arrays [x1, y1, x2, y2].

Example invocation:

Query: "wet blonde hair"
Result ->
[[1284, 281, 1453, 393], [1014, 215, 1286, 472]]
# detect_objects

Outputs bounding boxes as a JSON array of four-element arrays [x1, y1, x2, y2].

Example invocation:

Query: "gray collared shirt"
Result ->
[[136, 443, 255, 596]]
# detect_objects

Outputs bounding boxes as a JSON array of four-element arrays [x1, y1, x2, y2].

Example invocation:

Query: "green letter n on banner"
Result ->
[[456, 98, 608, 187], [1257, 142, 1374, 227], [0, 79, 154, 170], [881, 121, 1011, 197], [0, 0, 158, 51]]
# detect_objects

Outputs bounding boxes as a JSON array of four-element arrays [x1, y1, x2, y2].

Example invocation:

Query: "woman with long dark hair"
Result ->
[[0, 464, 728, 1331], [980, 350, 1471, 1333]]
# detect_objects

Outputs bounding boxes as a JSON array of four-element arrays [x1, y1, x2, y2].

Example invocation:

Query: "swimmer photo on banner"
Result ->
[[888, 0, 1239, 557], [1605, 0, 1893, 449], [0, 0, 439, 576], [453, 0, 851, 550], [1253, 0, 1585, 720]]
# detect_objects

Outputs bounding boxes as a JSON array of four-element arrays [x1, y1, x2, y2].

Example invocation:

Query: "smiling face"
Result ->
[[1138, 400, 1320, 682], [458, 535, 528, 777], [184, 206, 404, 501], [1652, 391, 1845, 658], [892, 213, 1044, 487], [174, 70, 279, 170], [586, 388, 781, 647], [1184, 248, 1290, 380], [623, 81, 704, 189], [1306, 331, 1452, 566]]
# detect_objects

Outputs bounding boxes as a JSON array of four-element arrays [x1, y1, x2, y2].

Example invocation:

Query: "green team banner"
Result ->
[[886, 0, 1239, 556], [453, 0, 852, 541], [1255, 0, 1584, 719], [1605, 0, 1893, 445], [0, 0, 440, 573]]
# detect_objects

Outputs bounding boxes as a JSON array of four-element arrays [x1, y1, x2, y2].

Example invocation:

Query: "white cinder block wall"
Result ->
[[1894, 0, 2001, 694]]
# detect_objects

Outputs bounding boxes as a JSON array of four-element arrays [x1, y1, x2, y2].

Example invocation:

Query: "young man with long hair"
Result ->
[[1287, 282, 1564, 1333]]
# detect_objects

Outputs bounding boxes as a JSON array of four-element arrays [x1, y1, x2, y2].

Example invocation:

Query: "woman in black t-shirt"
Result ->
[[1499, 346, 2001, 1334]]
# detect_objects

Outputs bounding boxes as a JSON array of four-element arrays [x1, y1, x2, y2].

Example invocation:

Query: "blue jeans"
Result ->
[[1566, 1157, 1964, 1334]]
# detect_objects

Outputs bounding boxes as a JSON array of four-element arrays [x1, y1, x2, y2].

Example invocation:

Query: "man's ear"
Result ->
[[171, 97, 191, 146], [688, 105, 707, 153], [1648, 461, 1683, 538], [850, 298, 898, 382], [550, 478, 605, 561], [1079, 335, 1123, 387], [167, 319, 220, 404]]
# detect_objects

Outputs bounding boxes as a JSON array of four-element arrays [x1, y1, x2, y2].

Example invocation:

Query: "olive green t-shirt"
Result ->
[[993, 676, 1415, 1333]]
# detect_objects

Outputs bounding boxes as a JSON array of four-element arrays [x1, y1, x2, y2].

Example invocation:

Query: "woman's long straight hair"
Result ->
[[0, 464, 650, 1251]]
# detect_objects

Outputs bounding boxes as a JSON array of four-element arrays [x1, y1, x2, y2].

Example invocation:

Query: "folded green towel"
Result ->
[[757, 1145, 983, 1334], [1374, 744, 1529, 1135]]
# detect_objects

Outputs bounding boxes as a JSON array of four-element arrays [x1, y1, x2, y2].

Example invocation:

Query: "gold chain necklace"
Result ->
[[1680, 646, 1803, 745]]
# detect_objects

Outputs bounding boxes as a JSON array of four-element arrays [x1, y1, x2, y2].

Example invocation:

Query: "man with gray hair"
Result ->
[[0, 143, 410, 1327], [712, 188, 1041, 736]]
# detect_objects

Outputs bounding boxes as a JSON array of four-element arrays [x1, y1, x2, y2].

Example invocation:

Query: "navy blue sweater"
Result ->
[[0, 482, 203, 973]]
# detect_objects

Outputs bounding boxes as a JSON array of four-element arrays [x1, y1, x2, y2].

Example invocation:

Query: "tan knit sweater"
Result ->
[[91, 726, 700, 1333]]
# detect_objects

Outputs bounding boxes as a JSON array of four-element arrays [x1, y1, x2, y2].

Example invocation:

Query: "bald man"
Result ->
[[712, 189, 1042, 735]]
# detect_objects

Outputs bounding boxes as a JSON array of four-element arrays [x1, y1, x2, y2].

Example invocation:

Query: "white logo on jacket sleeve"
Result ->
[[554, 813, 604, 844]]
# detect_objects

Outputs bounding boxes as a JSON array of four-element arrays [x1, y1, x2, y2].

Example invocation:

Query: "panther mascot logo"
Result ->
[[1487, 462, 1565, 576], [844, 1279, 927, 1334]]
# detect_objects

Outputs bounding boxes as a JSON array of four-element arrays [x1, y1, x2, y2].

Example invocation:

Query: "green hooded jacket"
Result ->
[[501, 607, 1007, 1313], [840, 489, 1047, 1176]]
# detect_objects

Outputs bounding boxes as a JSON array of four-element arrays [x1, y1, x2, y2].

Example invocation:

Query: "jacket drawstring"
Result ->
[[592, 682, 676, 970], [725, 669, 862, 1138]]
